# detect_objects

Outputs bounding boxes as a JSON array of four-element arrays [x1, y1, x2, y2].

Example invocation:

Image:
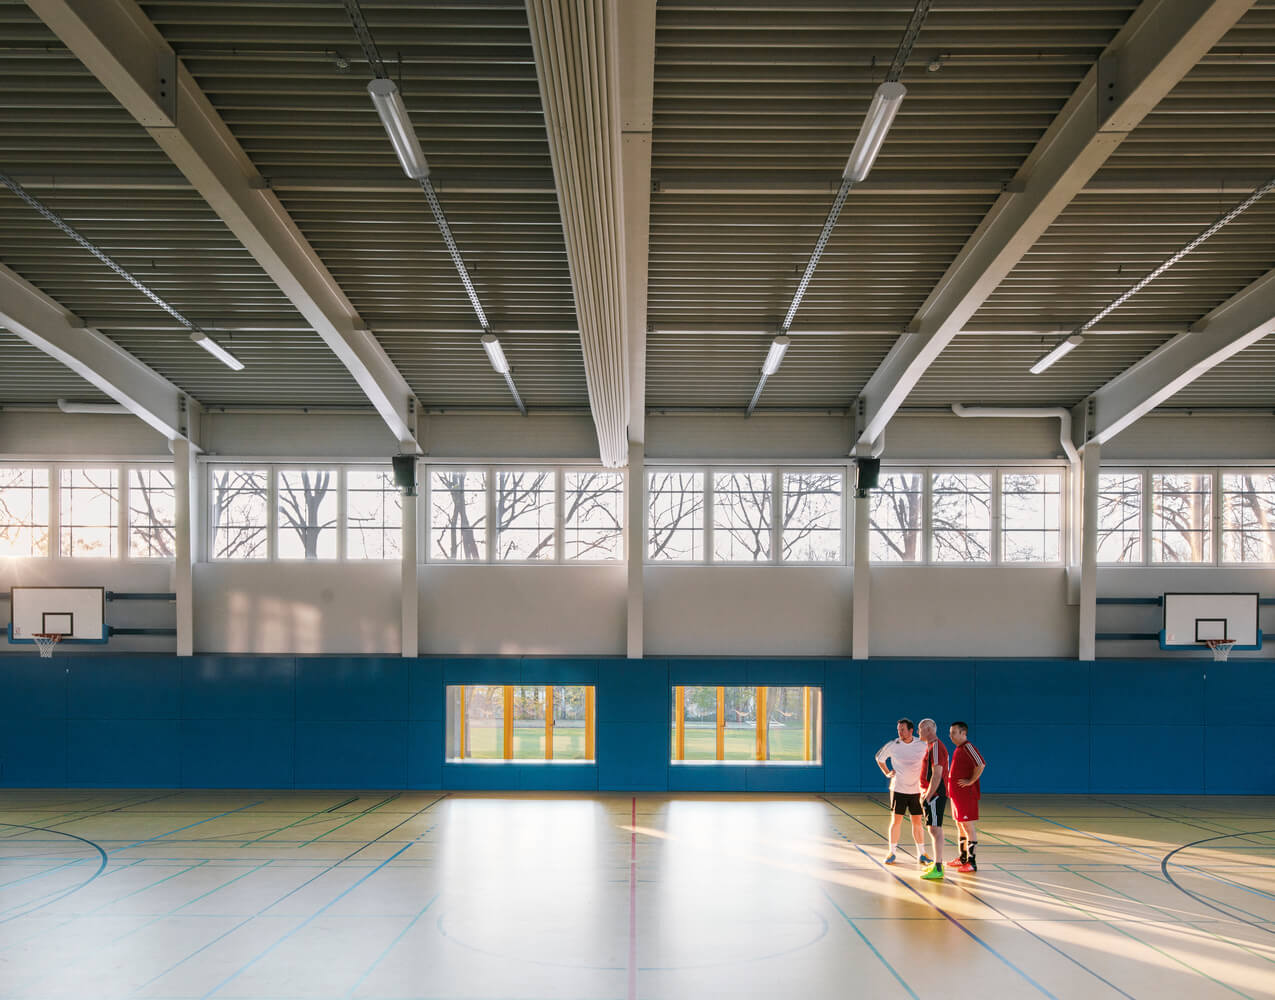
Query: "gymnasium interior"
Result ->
[[1, 1, 1274, 998]]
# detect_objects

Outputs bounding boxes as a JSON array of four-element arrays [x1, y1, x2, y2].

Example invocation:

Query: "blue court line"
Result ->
[[200, 838, 418, 998], [114, 800, 266, 852], [818, 887, 919, 999], [344, 892, 440, 997]]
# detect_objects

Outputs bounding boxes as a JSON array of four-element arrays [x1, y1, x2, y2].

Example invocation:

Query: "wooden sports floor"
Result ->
[[1, 791, 1273, 1000]]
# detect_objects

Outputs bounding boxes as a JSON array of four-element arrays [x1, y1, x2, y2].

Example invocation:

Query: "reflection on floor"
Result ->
[[1, 790, 1273, 999]]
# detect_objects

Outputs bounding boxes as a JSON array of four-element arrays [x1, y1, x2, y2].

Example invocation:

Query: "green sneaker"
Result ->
[[921, 863, 944, 881]]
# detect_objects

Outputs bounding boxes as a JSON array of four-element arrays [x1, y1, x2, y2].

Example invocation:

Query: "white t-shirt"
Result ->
[[875, 736, 929, 794]]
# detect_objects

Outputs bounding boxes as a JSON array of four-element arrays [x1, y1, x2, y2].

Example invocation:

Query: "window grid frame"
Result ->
[[1219, 467, 1275, 567], [1095, 467, 1146, 567], [0, 463, 53, 559], [274, 465, 341, 562], [126, 465, 178, 562], [998, 468, 1066, 566], [779, 467, 847, 565], [562, 469, 626, 563], [1149, 469, 1215, 566], [57, 464, 123, 560]]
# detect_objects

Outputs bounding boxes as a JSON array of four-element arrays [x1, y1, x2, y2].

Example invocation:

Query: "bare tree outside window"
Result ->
[[430, 470, 487, 561], [564, 471, 623, 560], [931, 472, 991, 562], [782, 472, 842, 562], [347, 470, 402, 560], [210, 468, 268, 559], [495, 470, 555, 560], [60, 468, 118, 557], [277, 469, 337, 559], [0, 466, 50, 557], [1097, 472, 1142, 563], [128, 468, 176, 558], [1000, 472, 1062, 562], [1151, 473, 1211, 563], [648, 472, 703, 561], [869, 472, 923, 562], [1222, 472, 1275, 563], [713, 472, 771, 562]]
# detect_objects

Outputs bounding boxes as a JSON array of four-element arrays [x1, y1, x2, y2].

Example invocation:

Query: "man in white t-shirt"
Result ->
[[874, 718, 930, 865]]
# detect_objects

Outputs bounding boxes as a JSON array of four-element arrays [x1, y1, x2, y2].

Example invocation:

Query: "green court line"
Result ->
[[296, 794, 404, 847], [0, 790, 184, 842], [239, 798, 364, 847], [997, 864, 1257, 1000]]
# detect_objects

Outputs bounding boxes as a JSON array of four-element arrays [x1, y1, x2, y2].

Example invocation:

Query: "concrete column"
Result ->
[[172, 436, 196, 656], [1078, 442, 1101, 661], [852, 489, 870, 660], [627, 441, 644, 659], [401, 487, 419, 658]]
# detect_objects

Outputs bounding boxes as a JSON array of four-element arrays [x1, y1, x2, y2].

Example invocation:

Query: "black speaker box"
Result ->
[[855, 457, 881, 496], [391, 455, 417, 494]]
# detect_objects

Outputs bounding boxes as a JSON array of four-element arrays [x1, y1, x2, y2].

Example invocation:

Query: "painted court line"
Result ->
[[818, 887, 919, 999], [628, 796, 638, 1000]]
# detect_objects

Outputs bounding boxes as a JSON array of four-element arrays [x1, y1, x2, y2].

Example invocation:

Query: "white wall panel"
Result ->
[[0, 412, 168, 457]]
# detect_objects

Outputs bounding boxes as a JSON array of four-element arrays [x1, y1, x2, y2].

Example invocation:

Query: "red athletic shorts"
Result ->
[[949, 794, 979, 822]]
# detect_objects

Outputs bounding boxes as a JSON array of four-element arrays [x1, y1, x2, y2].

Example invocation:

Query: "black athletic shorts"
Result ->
[[923, 794, 947, 827], [890, 792, 923, 816]]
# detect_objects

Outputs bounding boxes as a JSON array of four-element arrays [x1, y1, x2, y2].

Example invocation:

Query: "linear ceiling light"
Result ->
[[481, 334, 526, 415], [1029, 334, 1084, 375], [843, 82, 907, 182], [190, 332, 246, 371], [367, 79, 430, 180], [762, 335, 791, 376]]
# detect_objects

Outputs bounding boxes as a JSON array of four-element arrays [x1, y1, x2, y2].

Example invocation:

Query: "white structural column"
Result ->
[[854, 0, 1253, 450], [401, 490, 419, 658], [28, 0, 419, 450], [852, 488, 871, 660], [1082, 266, 1275, 446], [1078, 443, 1102, 662], [0, 264, 188, 441], [627, 442, 645, 659], [172, 435, 197, 656], [525, 0, 632, 467]]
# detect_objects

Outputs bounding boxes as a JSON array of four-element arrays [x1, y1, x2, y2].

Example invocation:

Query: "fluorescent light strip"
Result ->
[[762, 335, 791, 376], [367, 78, 430, 180], [843, 82, 907, 182], [190, 332, 245, 371], [1029, 334, 1084, 375], [481, 333, 510, 375]]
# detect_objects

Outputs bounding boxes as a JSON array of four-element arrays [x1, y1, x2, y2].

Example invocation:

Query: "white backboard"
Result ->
[[9, 587, 106, 641], [1163, 593, 1260, 648]]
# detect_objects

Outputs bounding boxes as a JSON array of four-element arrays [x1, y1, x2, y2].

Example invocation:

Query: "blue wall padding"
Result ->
[[0, 654, 1267, 793]]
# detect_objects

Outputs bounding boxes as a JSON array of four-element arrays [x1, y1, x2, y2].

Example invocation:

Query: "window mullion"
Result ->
[[118, 465, 128, 560], [555, 468, 565, 563], [337, 468, 348, 561], [771, 468, 782, 564], [923, 468, 932, 565], [703, 468, 714, 564], [268, 466, 278, 561], [487, 467, 497, 563]]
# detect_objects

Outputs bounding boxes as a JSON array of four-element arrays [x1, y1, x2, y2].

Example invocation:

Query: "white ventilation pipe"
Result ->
[[950, 403, 1079, 464], [58, 398, 129, 415]]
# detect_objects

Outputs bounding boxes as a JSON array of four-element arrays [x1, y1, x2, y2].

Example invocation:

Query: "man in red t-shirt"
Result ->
[[917, 718, 949, 880], [947, 721, 986, 872]]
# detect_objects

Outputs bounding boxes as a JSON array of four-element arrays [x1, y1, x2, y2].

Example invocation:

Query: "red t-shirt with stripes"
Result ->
[[921, 739, 948, 798], [947, 742, 985, 799]]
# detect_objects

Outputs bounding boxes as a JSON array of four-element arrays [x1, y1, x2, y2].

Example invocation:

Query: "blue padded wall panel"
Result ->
[[745, 767, 824, 793], [442, 657, 520, 685], [977, 661, 1088, 724], [1091, 661, 1205, 726], [822, 660, 859, 723], [1204, 663, 1275, 724], [858, 727, 894, 794], [67, 719, 180, 787], [408, 721, 443, 789], [181, 657, 295, 720], [294, 721, 408, 788], [408, 660, 443, 722], [69, 657, 179, 719], [822, 723, 861, 793], [977, 724, 1089, 792], [520, 658, 599, 685], [443, 763, 522, 790], [295, 657, 408, 722], [0, 655, 67, 719], [597, 721, 668, 790], [860, 660, 975, 734], [746, 659, 825, 687], [181, 719, 294, 788], [597, 661, 668, 722], [667, 658, 748, 687], [0, 718, 66, 786], [1090, 725, 1203, 793], [668, 766, 747, 792], [1206, 726, 1275, 793], [515, 764, 598, 791]]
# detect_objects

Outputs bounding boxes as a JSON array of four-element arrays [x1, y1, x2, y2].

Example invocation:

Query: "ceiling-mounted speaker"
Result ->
[[391, 455, 418, 496], [854, 458, 881, 498]]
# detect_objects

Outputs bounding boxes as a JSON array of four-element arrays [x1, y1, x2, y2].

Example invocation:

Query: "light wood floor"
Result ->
[[1, 791, 1273, 999]]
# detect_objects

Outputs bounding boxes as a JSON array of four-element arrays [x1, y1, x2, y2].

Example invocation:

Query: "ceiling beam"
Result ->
[[26, 0, 419, 450], [525, 0, 632, 466], [1082, 267, 1275, 446], [853, 0, 1255, 452], [0, 263, 190, 441]]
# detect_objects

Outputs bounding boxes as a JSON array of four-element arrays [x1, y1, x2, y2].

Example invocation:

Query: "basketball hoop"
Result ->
[[1205, 638, 1237, 662], [31, 633, 62, 659]]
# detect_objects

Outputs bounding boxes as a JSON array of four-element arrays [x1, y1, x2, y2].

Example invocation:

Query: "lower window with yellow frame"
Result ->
[[445, 685, 596, 762], [670, 686, 822, 764]]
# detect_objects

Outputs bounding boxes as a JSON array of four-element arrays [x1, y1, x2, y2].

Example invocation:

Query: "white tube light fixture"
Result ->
[[762, 335, 791, 375], [57, 398, 128, 415], [367, 78, 430, 180], [843, 82, 907, 182], [190, 332, 245, 371], [1029, 334, 1084, 375], [481, 333, 510, 374]]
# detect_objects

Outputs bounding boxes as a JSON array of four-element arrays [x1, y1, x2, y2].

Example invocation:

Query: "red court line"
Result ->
[[628, 796, 637, 1000]]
